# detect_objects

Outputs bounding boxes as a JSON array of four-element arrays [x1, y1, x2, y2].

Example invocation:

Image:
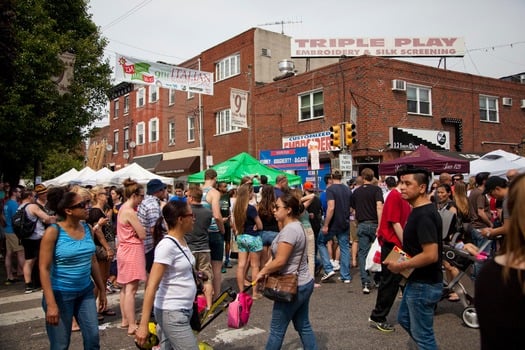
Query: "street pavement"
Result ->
[[0, 259, 481, 349]]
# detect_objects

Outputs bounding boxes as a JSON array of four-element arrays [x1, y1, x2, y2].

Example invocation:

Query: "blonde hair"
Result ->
[[70, 185, 93, 202], [453, 182, 470, 218], [90, 186, 106, 205], [502, 173, 525, 292], [122, 178, 143, 200]]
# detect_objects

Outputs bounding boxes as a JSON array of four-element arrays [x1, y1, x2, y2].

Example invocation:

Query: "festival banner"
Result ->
[[115, 53, 214, 95], [230, 88, 249, 128]]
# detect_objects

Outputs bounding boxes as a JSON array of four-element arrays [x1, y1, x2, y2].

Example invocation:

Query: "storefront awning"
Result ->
[[154, 156, 200, 177], [133, 154, 162, 171]]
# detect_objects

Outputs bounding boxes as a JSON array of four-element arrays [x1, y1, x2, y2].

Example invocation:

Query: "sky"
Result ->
[[88, 0, 525, 81]]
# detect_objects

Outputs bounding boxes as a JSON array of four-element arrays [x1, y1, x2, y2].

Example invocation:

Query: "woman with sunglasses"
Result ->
[[39, 187, 107, 350], [135, 201, 199, 349], [255, 192, 318, 350], [117, 178, 147, 335]]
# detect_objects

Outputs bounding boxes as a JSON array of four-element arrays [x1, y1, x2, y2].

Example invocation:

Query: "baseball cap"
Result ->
[[303, 181, 315, 191]]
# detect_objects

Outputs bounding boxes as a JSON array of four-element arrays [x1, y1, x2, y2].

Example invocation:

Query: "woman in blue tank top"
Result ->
[[40, 187, 107, 350]]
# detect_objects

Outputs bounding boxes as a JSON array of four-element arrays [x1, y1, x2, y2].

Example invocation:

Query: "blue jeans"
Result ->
[[42, 283, 99, 350], [317, 229, 351, 280], [154, 307, 199, 350], [397, 281, 442, 350], [357, 222, 377, 286], [266, 279, 318, 350]]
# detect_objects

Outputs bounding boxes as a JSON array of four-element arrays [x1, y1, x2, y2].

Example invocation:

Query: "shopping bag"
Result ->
[[365, 237, 382, 272], [227, 292, 253, 328]]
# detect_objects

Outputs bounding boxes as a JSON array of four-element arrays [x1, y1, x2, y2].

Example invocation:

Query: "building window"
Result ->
[[123, 127, 130, 151], [113, 130, 119, 153], [407, 85, 432, 115], [479, 95, 499, 122], [137, 87, 145, 107], [187, 91, 195, 100], [149, 85, 159, 103], [123, 95, 130, 114], [136, 122, 145, 145], [215, 53, 240, 81], [149, 117, 159, 142], [299, 90, 324, 121], [113, 100, 119, 119], [169, 89, 175, 105], [168, 120, 175, 145], [216, 109, 240, 135], [188, 116, 195, 142]]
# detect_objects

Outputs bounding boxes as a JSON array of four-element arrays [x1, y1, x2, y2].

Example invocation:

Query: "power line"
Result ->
[[102, 0, 154, 30], [467, 41, 525, 53]]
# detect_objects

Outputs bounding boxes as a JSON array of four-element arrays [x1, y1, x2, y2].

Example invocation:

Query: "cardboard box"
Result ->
[[384, 246, 414, 279]]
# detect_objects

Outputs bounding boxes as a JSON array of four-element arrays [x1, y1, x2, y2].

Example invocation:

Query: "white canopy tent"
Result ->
[[71, 167, 114, 187], [469, 149, 525, 177], [109, 162, 173, 187], [69, 167, 97, 185], [43, 168, 79, 187]]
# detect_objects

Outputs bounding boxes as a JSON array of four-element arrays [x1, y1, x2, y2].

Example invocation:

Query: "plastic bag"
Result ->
[[365, 237, 382, 272]]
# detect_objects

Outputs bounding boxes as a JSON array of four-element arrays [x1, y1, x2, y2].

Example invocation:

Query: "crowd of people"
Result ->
[[0, 164, 523, 349]]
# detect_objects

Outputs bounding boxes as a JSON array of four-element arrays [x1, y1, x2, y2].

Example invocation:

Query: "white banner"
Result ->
[[115, 53, 214, 95], [230, 88, 249, 128], [292, 37, 465, 58]]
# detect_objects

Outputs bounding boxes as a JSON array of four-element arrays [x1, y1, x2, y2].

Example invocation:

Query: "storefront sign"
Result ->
[[259, 147, 308, 170]]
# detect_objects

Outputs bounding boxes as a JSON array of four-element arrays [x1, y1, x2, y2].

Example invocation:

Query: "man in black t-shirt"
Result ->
[[385, 165, 442, 349]]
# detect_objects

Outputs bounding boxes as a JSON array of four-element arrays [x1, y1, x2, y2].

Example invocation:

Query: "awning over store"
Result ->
[[154, 156, 200, 177], [436, 151, 482, 161], [133, 154, 162, 171]]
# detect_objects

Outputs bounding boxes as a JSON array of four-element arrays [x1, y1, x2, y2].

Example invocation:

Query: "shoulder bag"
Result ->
[[261, 226, 306, 303]]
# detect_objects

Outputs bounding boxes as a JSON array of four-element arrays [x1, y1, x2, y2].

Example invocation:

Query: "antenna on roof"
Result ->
[[257, 19, 302, 34]]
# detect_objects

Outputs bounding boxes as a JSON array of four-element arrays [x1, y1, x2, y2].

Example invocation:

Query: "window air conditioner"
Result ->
[[521, 99, 525, 109], [502, 97, 513, 106], [169, 138, 175, 145], [392, 79, 406, 91], [261, 48, 272, 57]]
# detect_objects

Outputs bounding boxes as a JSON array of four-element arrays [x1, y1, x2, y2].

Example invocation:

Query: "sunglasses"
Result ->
[[69, 200, 89, 209]]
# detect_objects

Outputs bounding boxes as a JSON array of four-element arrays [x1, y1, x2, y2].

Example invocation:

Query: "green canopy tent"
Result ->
[[187, 152, 302, 186]]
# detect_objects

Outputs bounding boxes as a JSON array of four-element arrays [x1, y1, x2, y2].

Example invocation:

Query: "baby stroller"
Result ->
[[441, 232, 493, 328]]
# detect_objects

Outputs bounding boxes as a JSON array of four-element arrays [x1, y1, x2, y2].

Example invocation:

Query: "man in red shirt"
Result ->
[[368, 178, 411, 332]]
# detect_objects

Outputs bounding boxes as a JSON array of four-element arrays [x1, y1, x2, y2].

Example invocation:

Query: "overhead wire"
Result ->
[[102, 0, 154, 30]]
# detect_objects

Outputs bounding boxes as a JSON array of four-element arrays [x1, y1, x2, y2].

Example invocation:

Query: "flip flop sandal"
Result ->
[[101, 309, 117, 316]]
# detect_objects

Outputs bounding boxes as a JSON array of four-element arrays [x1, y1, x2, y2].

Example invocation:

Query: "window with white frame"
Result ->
[[149, 85, 159, 103], [215, 54, 240, 81], [216, 109, 240, 134], [188, 116, 195, 142], [123, 95, 130, 114], [123, 127, 130, 151], [137, 87, 145, 107], [169, 89, 175, 105], [187, 91, 195, 100], [479, 95, 499, 122], [149, 117, 159, 142], [113, 99, 119, 119], [113, 130, 119, 153], [407, 85, 432, 115], [299, 90, 324, 121], [168, 120, 175, 145], [136, 122, 145, 145]]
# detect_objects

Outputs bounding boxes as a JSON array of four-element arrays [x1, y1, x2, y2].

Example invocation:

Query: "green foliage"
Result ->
[[0, 0, 111, 186]]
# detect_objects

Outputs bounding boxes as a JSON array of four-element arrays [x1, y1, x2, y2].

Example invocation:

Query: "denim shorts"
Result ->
[[260, 230, 279, 246], [236, 234, 263, 253]]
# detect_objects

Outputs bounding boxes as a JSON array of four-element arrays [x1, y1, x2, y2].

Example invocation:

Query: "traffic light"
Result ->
[[345, 123, 357, 145], [330, 125, 342, 148]]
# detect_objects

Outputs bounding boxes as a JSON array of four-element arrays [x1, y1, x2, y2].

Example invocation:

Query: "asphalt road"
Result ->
[[0, 260, 480, 350]]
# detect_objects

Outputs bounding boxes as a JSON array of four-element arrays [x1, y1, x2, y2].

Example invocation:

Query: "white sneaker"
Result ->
[[363, 285, 371, 294], [332, 260, 340, 271]]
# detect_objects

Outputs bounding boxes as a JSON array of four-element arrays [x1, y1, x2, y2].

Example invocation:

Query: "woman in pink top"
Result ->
[[117, 178, 146, 335]]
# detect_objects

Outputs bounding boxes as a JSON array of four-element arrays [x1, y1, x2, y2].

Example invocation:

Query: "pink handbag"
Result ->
[[227, 292, 253, 328]]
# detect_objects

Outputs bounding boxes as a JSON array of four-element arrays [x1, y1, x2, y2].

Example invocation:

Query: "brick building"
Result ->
[[99, 28, 525, 180]]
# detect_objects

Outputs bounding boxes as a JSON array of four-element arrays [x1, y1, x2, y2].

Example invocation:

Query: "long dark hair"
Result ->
[[47, 187, 77, 218], [152, 201, 189, 247]]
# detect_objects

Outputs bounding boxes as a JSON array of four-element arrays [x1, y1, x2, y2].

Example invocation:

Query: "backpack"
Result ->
[[12, 203, 37, 240]]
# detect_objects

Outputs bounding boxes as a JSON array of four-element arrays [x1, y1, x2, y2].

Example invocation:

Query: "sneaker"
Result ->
[[221, 266, 227, 273], [332, 260, 340, 271], [224, 261, 233, 268], [25, 286, 38, 294], [368, 318, 395, 332], [338, 277, 351, 284], [362, 284, 371, 294], [321, 271, 336, 282]]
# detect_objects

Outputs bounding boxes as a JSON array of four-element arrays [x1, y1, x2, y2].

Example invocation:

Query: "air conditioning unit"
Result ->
[[261, 48, 272, 57], [502, 97, 513, 106], [168, 138, 175, 145], [392, 79, 406, 91], [521, 99, 525, 109]]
